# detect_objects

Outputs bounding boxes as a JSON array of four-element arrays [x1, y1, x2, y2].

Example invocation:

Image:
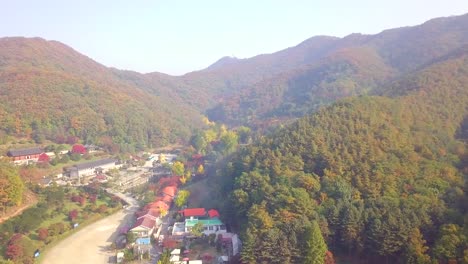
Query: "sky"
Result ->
[[1, 1, 467, 75]]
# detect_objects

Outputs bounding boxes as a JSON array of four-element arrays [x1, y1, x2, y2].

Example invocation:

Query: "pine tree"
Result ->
[[302, 221, 327, 264]]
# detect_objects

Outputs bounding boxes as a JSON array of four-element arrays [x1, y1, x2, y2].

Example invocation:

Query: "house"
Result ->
[[136, 209, 162, 226], [185, 218, 226, 236], [144, 201, 169, 212], [7, 147, 44, 164], [130, 216, 156, 237], [64, 158, 120, 179]]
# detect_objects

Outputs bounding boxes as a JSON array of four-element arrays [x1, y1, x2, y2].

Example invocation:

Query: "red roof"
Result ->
[[133, 216, 156, 229], [162, 186, 177, 197], [181, 208, 206, 217], [136, 209, 160, 219], [145, 201, 169, 211], [208, 209, 220, 218]]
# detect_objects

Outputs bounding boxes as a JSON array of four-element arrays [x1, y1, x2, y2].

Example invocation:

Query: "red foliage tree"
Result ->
[[324, 251, 336, 264], [69, 209, 79, 221], [5, 243, 23, 260], [37, 228, 48, 242], [38, 153, 50, 162], [89, 194, 97, 204], [71, 144, 87, 154]]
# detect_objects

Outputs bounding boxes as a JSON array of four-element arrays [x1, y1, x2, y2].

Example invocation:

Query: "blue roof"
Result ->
[[135, 237, 151, 245]]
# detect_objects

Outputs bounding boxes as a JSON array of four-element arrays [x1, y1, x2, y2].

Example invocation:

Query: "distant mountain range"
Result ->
[[0, 13, 466, 147]]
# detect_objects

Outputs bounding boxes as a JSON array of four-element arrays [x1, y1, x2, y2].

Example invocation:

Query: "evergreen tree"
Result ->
[[302, 221, 327, 264]]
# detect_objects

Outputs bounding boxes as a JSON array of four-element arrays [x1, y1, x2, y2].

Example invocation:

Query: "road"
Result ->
[[42, 192, 138, 264]]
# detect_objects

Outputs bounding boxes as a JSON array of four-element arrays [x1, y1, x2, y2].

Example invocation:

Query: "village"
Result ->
[[3, 144, 241, 264]]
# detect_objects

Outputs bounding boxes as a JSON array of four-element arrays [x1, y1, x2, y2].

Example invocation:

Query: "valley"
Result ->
[[0, 12, 467, 264]]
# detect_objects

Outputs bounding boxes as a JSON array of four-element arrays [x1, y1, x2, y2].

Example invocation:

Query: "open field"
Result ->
[[41, 194, 138, 264]]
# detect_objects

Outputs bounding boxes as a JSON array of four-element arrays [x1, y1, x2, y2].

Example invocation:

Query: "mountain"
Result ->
[[0, 37, 203, 149], [0, 14, 466, 149], [204, 14, 468, 126], [215, 45, 468, 263]]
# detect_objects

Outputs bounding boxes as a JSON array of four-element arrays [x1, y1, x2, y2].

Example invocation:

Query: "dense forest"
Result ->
[[0, 38, 205, 149], [215, 47, 468, 263]]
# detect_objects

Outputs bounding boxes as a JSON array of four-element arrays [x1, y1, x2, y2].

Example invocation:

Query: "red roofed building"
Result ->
[[37, 153, 50, 162], [130, 216, 156, 237], [181, 208, 207, 219], [161, 186, 177, 198], [145, 201, 169, 212], [208, 209, 220, 218], [136, 209, 161, 221], [71, 144, 87, 154]]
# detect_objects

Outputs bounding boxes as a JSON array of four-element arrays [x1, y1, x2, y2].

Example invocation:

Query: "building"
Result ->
[[174, 208, 226, 236], [130, 217, 156, 237], [64, 158, 120, 179], [7, 147, 44, 164], [185, 218, 226, 236]]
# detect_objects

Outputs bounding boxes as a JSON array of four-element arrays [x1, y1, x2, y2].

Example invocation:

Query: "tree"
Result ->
[[126, 231, 136, 244], [191, 222, 204, 237], [0, 163, 24, 212], [433, 224, 465, 262], [68, 209, 79, 221], [197, 164, 205, 175], [175, 190, 190, 208], [172, 161, 184, 176], [302, 221, 327, 264], [158, 250, 171, 264], [37, 228, 49, 242], [404, 228, 430, 264]]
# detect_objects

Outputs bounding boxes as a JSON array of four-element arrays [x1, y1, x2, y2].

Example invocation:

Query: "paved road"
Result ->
[[42, 192, 138, 264]]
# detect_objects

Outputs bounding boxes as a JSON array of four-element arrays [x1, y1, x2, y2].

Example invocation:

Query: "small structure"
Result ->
[[7, 147, 44, 164], [116, 252, 124, 263], [135, 237, 151, 245], [130, 217, 156, 237]]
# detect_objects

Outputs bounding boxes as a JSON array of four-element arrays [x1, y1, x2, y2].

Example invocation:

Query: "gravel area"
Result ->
[[42, 193, 138, 264]]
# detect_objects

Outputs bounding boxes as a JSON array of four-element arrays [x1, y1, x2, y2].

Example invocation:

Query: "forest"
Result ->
[[215, 47, 468, 263]]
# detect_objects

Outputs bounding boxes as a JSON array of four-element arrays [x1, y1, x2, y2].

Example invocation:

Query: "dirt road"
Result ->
[[42, 193, 138, 264]]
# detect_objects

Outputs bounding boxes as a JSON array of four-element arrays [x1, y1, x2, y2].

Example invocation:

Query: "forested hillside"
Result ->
[[216, 47, 468, 263], [205, 14, 468, 126], [0, 37, 203, 149]]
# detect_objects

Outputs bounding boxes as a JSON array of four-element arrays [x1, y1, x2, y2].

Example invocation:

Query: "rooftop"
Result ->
[[181, 208, 206, 217], [70, 158, 117, 171], [7, 147, 43, 157], [135, 237, 151, 245], [132, 216, 156, 229], [208, 209, 220, 218], [185, 218, 223, 227]]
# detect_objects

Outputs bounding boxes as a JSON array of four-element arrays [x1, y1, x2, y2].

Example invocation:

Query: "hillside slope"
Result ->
[[217, 47, 468, 263], [0, 37, 203, 148], [204, 13, 468, 126]]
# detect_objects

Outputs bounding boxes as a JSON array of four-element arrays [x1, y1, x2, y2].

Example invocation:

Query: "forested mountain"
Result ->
[[0, 14, 466, 150], [205, 14, 468, 126], [0, 37, 204, 149], [215, 46, 468, 263]]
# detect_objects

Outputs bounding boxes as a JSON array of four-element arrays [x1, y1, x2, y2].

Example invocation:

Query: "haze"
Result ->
[[1, 0, 467, 75]]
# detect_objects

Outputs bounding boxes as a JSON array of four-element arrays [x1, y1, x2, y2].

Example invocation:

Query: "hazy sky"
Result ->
[[1, 1, 467, 75]]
